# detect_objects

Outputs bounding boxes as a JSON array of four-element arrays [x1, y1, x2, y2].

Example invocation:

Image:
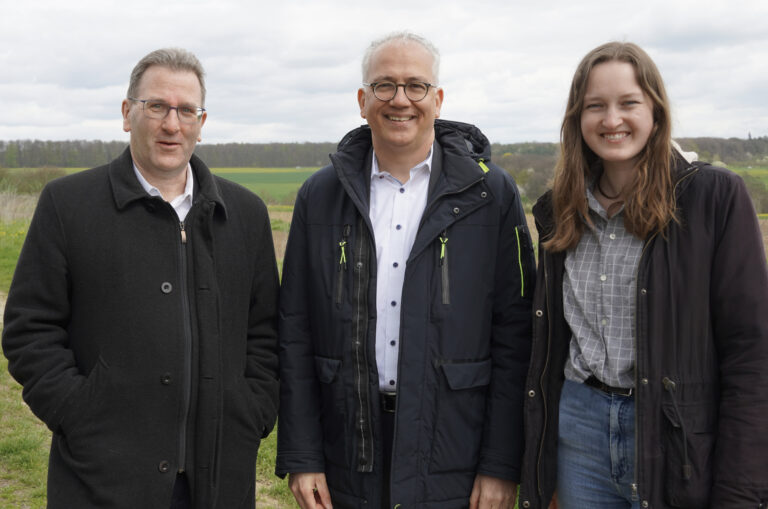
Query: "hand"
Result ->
[[469, 474, 518, 509], [548, 491, 558, 509], [288, 472, 333, 509]]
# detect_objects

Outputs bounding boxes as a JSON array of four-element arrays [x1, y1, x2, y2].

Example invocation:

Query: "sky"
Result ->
[[1, 0, 766, 145]]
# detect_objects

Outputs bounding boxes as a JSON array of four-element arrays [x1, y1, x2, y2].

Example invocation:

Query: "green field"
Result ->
[[212, 167, 318, 204]]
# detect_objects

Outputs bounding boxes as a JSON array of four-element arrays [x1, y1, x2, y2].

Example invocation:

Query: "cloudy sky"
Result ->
[[1, 0, 766, 145]]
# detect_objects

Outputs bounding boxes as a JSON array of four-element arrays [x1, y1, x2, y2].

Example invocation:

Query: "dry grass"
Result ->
[[0, 193, 37, 223]]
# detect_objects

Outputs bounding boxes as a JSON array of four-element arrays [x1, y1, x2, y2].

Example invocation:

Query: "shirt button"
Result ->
[[393, 262, 399, 268], [396, 224, 402, 230], [390, 340, 396, 346], [389, 380, 395, 386], [601, 319, 608, 326], [160, 282, 173, 293], [600, 274, 607, 282], [391, 301, 397, 307], [399, 188, 405, 193]]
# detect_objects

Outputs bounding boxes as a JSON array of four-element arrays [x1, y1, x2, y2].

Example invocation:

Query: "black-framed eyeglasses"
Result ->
[[363, 81, 437, 102], [128, 98, 206, 124]]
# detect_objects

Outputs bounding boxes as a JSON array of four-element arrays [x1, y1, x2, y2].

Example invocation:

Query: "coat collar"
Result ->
[[108, 147, 228, 219]]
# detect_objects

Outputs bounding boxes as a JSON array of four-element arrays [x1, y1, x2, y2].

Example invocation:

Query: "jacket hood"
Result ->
[[336, 119, 492, 162]]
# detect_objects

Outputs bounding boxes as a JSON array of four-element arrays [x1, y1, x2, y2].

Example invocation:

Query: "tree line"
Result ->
[[1, 137, 767, 211]]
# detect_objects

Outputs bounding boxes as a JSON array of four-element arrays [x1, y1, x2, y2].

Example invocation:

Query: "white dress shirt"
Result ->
[[369, 147, 433, 392], [133, 163, 195, 222]]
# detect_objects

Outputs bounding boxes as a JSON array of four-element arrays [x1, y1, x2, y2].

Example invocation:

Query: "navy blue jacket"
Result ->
[[276, 120, 534, 508]]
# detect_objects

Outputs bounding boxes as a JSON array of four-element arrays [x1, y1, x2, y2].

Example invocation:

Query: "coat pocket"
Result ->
[[314, 356, 349, 468], [429, 358, 492, 473], [661, 401, 716, 508]]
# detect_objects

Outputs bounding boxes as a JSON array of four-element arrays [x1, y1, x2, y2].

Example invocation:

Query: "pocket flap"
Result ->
[[661, 403, 716, 433], [439, 359, 492, 390], [314, 356, 342, 384]]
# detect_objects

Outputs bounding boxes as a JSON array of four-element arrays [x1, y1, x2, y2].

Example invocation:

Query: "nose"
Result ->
[[161, 107, 181, 132], [390, 85, 411, 106], [602, 106, 622, 129]]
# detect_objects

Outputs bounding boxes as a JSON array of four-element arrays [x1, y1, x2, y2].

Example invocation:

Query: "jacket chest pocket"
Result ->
[[429, 358, 491, 474]]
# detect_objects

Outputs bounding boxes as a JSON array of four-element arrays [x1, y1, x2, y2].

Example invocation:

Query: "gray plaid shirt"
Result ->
[[562, 187, 643, 388]]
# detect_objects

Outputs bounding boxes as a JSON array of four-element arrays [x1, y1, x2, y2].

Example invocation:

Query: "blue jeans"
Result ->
[[557, 379, 639, 509]]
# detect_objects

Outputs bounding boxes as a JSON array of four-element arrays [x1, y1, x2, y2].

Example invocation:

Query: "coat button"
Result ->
[[158, 460, 170, 473], [452, 207, 460, 215], [641, 501, 649, 508], [480, 191, 488, 198], [522, 501, 531, 508], [160, 282, 173, 294], [535, 309, 543, 317], [640, 288, 647, 295], [641, 378, 649, 385], [160, 373, 172, 385], [528, 390, 536, 397]]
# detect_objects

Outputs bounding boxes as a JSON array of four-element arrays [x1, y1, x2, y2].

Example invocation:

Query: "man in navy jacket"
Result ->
[[276, 31, 534, 509]]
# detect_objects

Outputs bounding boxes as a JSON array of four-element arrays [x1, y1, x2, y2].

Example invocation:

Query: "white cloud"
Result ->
[[1, 0, 766, 144]]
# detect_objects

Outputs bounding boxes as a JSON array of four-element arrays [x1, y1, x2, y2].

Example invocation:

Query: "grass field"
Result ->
[[2, 165, 768, 508]]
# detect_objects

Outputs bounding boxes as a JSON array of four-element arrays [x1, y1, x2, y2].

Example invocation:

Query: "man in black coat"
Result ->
[[276, 31, 534, 509], [2, 48, 280, 508]]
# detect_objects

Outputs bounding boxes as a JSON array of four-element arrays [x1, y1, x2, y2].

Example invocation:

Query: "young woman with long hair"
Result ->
[[518, 42, 768, 509]]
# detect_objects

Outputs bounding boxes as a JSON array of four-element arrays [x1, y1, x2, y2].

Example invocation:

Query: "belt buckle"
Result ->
[[380, 392, 396, 413]]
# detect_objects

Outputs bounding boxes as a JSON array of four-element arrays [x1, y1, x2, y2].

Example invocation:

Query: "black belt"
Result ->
[[380, 392, 396, 413], [585, 376, 633, 397]]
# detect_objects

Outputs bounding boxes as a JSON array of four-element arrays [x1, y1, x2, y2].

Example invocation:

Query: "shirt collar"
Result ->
[[133, 163, 194, 204], [371, 144, 434, 183]]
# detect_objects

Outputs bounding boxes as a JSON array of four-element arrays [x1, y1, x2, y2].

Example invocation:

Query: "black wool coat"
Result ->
[[276, 120, 535, 508], [2, 148, 280, 508]]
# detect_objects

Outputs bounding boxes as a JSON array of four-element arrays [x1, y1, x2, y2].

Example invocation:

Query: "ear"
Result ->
[[122, 99, 132, 132], [197, 111, 207, 142], [434, 87, 444, 119], [357, 88, 366, 119]]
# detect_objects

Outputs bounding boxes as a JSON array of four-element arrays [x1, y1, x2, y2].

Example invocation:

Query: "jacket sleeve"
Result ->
[[275, 184, 326, 477], [2, 185, 85, 432], [477, 173, 535, 482], [709, 172, 768, 506], [244, 198, 281, 438]]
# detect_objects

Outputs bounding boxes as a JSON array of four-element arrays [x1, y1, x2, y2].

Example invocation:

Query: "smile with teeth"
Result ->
[[603, 132, 629, 141], [386, 115, 415, 122]]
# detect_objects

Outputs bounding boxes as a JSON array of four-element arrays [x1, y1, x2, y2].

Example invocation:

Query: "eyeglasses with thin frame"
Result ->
[[128, 97, 206, 124], [362, 81, 437, 102]]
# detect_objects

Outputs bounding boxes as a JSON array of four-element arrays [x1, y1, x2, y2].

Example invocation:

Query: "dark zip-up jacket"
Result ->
[[2, 148, 280, 508], [518, 155, 768, 509], [276, 120, 535, 508]]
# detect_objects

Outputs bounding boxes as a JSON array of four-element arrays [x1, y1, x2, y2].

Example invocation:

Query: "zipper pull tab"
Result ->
[[180, 222, 187, 244], [338, 224, 351, 270], [439, 230, 448, 266]]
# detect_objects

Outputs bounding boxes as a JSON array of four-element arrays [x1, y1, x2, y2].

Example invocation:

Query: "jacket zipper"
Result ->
[[353, 216, 374, 472], [631, 164, 699, 502], [514, 226, 526, 298], [336, 224, 350, 304], [177, 219, 193, 474], [439, 229, 450, 304], [535, 252, 552, 497]]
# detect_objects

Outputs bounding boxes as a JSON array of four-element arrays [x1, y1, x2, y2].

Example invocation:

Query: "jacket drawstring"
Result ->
[[662, 377, 693, 480], [336, 224, 350, 304]]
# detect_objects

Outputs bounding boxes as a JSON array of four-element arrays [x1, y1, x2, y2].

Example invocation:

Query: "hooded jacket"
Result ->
[[518, 154, 768, 509], [276, 119, 534, 508], [2, 148, 280, 508]]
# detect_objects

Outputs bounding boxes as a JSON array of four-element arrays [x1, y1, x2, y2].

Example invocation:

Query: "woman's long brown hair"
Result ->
[[544, 42, 676, 252]]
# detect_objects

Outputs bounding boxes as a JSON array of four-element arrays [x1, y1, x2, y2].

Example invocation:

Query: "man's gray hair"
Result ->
[[361, 31, 440, 83], [127, 48, 207, 106]]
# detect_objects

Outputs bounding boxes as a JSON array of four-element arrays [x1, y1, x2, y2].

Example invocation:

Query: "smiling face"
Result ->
[[358, 40, 443, 162], [122, 65, 206, 183], [580, 60, 655, 173]]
